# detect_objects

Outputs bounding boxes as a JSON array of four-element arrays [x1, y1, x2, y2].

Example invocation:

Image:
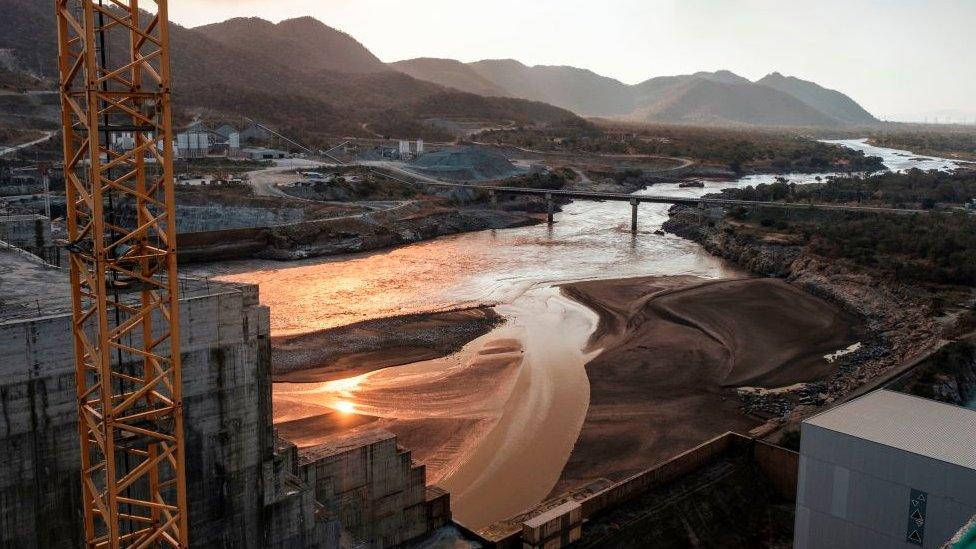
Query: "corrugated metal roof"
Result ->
[[805, 389, 976, 470]]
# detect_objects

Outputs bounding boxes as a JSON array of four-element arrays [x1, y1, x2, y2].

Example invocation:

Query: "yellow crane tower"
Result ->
[[54, 0, 189, 547]]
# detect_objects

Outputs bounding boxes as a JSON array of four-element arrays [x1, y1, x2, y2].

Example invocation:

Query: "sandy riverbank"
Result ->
[[270, 274, 862, 531], [553, 275, 861, 495], [273, 306, 503, 382]]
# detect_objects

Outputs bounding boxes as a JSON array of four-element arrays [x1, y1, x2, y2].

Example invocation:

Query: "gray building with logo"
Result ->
[[795, 390, 976, 548]]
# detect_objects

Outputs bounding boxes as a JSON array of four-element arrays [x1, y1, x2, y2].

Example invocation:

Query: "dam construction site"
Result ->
[[2, 2, 976, 549]]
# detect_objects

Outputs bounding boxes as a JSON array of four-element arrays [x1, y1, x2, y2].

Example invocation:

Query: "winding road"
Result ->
[[0, 131, 56, 157]]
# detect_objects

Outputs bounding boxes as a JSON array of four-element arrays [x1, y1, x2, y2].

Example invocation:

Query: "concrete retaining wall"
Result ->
[[579, 432, 745, 519], [467, 433, 799, 548], [0, 282, 335, 548], [296, 429, 439, 548], [755, 439, 800, 501]]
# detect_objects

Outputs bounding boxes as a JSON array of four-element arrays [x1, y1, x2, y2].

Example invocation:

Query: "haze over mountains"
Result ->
[[0, 4, 579, 139], [0, 6, 878, 135], [394, 58, 879, 127]]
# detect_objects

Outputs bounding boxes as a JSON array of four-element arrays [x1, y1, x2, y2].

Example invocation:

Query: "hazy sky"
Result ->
[[170, 0, 975, 120]]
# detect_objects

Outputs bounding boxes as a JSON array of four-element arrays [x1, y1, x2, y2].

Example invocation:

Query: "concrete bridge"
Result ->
[[307, 161, 943, 234], [414, 180, 937, 233]]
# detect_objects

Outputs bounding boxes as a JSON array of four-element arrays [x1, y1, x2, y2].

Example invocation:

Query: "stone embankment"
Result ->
[[889, 338, 976, 407], [178, 202, 539, 263], [663, 206, 948, 424]]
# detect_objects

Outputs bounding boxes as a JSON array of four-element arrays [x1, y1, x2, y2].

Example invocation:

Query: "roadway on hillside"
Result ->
[[470, 141, 697, 173], [0, 131, 56, 157]]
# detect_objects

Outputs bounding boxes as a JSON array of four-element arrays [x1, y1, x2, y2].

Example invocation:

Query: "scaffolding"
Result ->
[[54, 0, 188, 547]]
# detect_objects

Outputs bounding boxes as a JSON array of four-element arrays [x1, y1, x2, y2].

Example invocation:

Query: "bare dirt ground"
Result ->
[[552, 276, 862, 496], [269, 274, 862, 531], [273, 306, 503, 382]]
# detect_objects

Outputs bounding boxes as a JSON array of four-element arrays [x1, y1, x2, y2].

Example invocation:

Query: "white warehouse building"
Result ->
[[794, 390, 976, 549]]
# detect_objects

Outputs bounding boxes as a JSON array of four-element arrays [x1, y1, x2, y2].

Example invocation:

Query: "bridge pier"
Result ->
[[489, 190, 497, 208], [546, 193, 554, 225], [630, 198, 639, 233]]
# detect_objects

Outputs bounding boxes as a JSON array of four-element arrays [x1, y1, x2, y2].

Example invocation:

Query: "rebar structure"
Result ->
[[54, 1, 189, 547]]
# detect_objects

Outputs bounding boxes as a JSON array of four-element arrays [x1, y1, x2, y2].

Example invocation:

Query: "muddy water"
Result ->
[[213, 182, 743, 527], [202, 141, 959, 529]]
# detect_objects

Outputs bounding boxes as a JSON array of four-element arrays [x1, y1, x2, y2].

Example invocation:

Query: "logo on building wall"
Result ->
[[906, 489, 928, 546]]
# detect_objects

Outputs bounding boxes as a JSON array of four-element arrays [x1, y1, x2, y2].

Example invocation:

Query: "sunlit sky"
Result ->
[[170, 0, 975, 121]]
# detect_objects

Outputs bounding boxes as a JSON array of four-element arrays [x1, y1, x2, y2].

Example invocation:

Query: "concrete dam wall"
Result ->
[[0, 255, 334, 547]]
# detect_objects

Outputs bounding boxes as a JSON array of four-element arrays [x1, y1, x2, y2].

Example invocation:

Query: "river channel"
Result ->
[[200, 139, 962, 528]]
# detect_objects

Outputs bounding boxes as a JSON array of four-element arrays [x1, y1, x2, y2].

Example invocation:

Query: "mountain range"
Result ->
[[0, 4, 578, 139], [393, 59, 879, 127], [0, 5, 877, 136]]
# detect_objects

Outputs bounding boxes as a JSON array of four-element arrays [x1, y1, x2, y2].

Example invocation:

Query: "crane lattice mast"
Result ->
[[54, 0, 189, 546]]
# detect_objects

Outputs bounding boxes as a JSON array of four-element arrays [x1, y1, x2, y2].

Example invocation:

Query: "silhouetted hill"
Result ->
[[394, 56, 879, 128], [197, 17, 390, 75], [391, 58, 509, 96], [634, 78, 841, 127], [0, 7, 581, 140], [633, 71, 751, 107], [756, 72, 878, 125], [468, 59, 636, 117]]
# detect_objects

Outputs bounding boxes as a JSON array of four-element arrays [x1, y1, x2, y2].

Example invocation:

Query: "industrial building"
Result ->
[[794, 390, 976, 549], [176, 129, 211, 159], [241, 146, 290, 160]]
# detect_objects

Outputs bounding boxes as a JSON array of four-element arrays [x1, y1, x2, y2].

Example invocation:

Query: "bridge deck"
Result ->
[[419, 180, 934, 215]]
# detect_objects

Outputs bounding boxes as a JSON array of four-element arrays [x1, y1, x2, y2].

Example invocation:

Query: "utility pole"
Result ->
[[38, 162, 52, 228], [54, 1, 189, 547]]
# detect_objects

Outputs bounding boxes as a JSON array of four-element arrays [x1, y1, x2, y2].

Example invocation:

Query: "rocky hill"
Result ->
[[197, 17, 390, 75], [633, 78, 841, 127], [393, 57, 880, 128], [468, 59, 636, 117], [755, 72, 878, 125], [0, 5, 581, 140], [391, 58, 508, 97]]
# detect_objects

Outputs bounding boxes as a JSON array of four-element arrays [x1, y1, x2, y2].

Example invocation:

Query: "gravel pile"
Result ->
[[411, 145, 521, 181]]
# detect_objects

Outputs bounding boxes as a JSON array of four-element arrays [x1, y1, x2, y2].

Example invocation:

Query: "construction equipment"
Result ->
[[55, 1, 189, 547]]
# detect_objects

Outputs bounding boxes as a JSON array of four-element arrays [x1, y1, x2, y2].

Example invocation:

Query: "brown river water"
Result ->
[[191, 141, 961, 528]]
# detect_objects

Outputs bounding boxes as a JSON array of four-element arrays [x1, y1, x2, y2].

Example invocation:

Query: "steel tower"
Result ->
[[54, 0, 188, 546]]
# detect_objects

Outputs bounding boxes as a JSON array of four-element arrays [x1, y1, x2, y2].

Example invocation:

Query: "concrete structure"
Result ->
[[241, 122, 274, 142], [297, 429, 450, 548], [475, 432, 798, 548], [795, 390, 976, 549], [0, 214, 50, 249], [241, 147, 288, 160], [216, 123, 238, 140], [0, 214, 58, 264], [522, 501, 581, 549], [0, 247, 337, 548], [0, 240, 451, 547], [176, 130, 210, 159]]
